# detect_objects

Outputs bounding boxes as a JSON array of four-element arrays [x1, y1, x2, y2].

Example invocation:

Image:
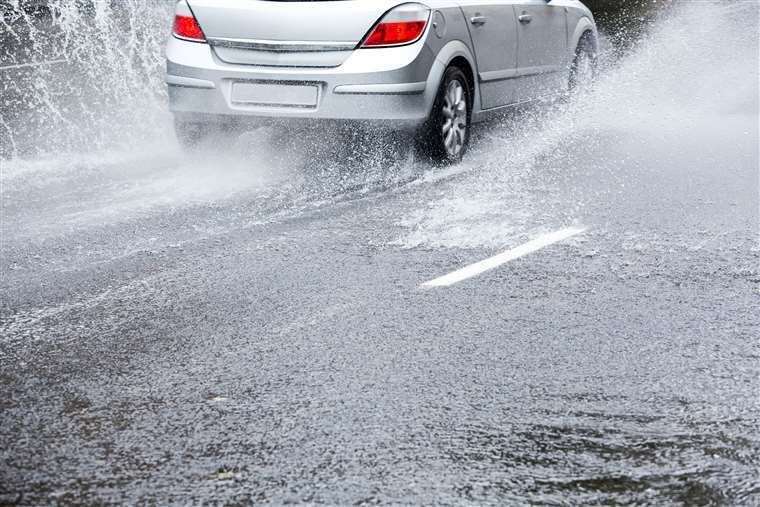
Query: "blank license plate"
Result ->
[[231, 82, 319, 108]]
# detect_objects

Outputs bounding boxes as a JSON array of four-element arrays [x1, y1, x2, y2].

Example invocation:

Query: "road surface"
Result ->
[[1, 2, 759, 504]]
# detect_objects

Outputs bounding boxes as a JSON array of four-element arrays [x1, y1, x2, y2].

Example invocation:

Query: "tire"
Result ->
[[416, 66, 472, 165], [569, 33, 598, 93], [173, 117, 231, 150]]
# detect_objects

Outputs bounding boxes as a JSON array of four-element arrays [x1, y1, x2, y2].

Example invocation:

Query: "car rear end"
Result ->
[[166, 0, 442, 128]]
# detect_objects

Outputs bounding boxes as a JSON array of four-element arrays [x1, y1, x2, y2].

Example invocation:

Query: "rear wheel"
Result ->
[[416, 66, 472, 165], [569, 33, 598, 93]]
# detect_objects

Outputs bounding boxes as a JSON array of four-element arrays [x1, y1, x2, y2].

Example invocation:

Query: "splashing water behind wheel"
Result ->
[[397, 0, 759, 249], [0, 0, 175, 159]]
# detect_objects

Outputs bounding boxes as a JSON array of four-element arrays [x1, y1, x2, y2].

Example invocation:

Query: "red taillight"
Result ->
[[174, 14, 205, 42], [362, 4, 430, 48], [363, 21, 427, 47]]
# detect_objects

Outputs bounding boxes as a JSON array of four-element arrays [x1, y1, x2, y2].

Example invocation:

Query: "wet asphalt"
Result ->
[[2, 106, 758, 505], [2, 3, 760, 505]]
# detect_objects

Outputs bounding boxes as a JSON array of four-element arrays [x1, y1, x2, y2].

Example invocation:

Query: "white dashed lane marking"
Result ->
[[421, 227, 588, 288]]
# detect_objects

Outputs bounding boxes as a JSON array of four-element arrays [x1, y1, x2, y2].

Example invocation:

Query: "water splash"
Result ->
[[396, 0, 759, 250], [1, 0, 756, 247], [0, 0, 174, 159]]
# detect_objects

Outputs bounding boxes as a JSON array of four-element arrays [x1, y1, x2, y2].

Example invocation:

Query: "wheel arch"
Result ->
[[424, 40, 480, 116], [448, 56, 475, 99], [570, 17, 599, 56]]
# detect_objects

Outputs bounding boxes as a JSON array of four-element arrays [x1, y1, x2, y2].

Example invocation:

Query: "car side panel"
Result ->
[[566, 2, 598, 54], [512, 0, 569, 101], [458, 0, 519, 109], [422, 6, 483, 113]]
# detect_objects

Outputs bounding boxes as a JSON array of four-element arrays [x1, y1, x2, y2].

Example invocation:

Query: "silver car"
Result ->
[[167, 0, 598, 163]]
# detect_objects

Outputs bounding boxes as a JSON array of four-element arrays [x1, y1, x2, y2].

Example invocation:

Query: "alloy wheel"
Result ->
[[441, 79, 468, 158]]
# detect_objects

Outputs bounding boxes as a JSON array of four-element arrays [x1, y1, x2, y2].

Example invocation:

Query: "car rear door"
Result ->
[[186, 0, 402, 67], [512, 0, 568, 101], [460, 0, 519, 110]]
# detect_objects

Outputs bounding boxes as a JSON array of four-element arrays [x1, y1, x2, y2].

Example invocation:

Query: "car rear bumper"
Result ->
[[165, 36, 442, 126]]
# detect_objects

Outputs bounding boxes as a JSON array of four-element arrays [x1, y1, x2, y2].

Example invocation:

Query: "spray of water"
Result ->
[[2, 0, 430, 229], [0, 0, 174, 159], [396, 0, 759, 249], [0, 0, 757, 250]]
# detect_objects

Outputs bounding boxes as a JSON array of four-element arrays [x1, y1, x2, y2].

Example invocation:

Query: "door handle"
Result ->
[[470, 15, 487, 26], [518, 13, 533, 24]]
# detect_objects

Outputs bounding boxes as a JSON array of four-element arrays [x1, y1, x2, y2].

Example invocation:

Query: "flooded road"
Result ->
[[1, 1, 759, 504]]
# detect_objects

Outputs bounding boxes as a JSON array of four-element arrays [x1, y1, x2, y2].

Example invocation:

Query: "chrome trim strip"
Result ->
[[480, 65, 564, 83], [207, 37, 357, 53], [480, 69, 518, 82], [166, 74, 216, 89], [333, 82, 427, 95]]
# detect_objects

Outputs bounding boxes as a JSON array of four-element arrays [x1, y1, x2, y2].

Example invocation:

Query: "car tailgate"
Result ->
[[186, 0, 402, 67]]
